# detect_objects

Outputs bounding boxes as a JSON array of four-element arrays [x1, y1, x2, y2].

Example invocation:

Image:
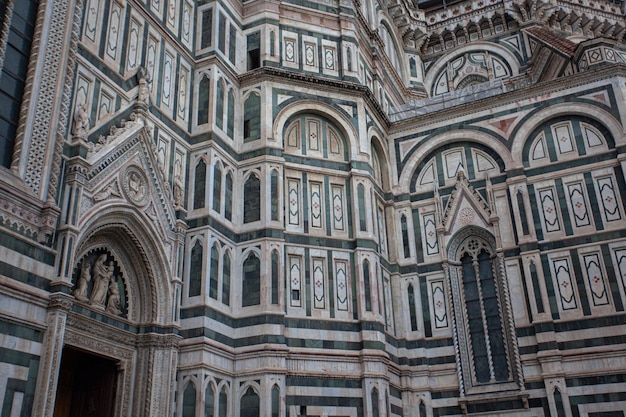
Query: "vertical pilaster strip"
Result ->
[[47, 0, 85, 204], [32, 293, 73, 417], [497, 252, 525, 390]]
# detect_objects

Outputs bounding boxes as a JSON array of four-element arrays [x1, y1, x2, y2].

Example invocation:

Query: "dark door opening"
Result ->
[[53, 347, 118, 417]]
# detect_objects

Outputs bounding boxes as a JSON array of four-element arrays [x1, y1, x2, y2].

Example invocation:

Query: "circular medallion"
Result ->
[[122, 165, 149, 206], [459, 207, 475, 225]]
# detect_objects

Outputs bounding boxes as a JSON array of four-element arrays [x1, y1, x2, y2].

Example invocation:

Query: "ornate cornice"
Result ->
[[239, 66, 392, 128]]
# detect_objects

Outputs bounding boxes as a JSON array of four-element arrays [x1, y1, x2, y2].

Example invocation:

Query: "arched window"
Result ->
[[270, 170, 279, 221], [408, 284, 418, 331], [227, 89, 235, 138], [242, 253, 261, 307], [205, 384, 215, 417], [193, 160, 207, 210], [189, 241, 203, 297], [447, 229, 516, 392], [198, 76, 210, 125], [209, 244, 219, 299], [182, 382, 196, 417], [358, 184, 367, 232], [418, 399, 426, 417], [212, 164, 222, 213], [554, 388, 566, 417], [216, 79, 224, 130], [271, 250, 279, 304], [401, 214, 410, 258], [244, 174, 261, 223], [371, 387, 380, 417], [225, 172, 233, 221], [271, 385, 280, 417], [222, 251, 231, 306], [240, 387, 259, 417], [218, 387, 228, 417], [243, 93, 261, 142], [363, 260, 372, 312]]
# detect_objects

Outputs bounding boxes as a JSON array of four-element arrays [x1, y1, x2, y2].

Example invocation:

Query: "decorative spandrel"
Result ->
[[72, 249, 127, 317]]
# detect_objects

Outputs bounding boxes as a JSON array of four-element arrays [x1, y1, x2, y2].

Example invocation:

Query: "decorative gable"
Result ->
[[441, 169, 494, 239]]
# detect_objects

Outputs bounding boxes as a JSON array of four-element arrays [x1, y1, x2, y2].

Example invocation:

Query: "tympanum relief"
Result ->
[[73, 249, 127, 317]]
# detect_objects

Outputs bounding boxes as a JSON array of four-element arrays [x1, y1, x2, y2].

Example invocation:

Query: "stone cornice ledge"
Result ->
[[391, 64, 626, 133], [0, 166, 60, 244], [239, 67, 392, 128]]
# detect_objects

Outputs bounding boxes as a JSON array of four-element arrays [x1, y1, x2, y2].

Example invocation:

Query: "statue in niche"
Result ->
[[90, 254, 113, 308], [73, 262, 91, 302], [106, 276, 122, 315], [173, 174, 184, 208], [73, 103, 90, 140], [136, 66, 152, 106]]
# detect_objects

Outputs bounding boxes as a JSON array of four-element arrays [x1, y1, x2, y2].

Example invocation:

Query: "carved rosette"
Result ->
[[122, 165, 150, 207]]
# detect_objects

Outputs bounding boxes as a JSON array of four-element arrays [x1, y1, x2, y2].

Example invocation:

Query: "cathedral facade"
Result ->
[[2, 0, 626, 416]]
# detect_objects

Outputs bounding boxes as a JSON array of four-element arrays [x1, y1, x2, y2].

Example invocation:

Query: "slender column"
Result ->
[[32, 293, 73, 417]]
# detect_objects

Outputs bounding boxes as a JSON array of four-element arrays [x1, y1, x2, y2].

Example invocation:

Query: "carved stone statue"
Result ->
[[106, 277, 122, 315], [73, 103, 90, 140], [90, 255, 113, 308], [173, 174, 184, 208], [137, 66, 152, 106], [73, 262, 91, 302]]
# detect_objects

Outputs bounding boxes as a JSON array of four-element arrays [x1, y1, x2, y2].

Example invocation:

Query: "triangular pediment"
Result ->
[[442, 171, 492, 237], [75, 120, 177, 242]]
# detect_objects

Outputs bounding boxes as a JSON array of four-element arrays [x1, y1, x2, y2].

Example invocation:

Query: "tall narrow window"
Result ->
[[363, 260, 372, 312], [247, 32, 260, 70], [183, 383, 196, 417], [0, 0, 37, 168], [447, 230, 517, 393], [193, 160, 207, 209], [189, 241, 203, 297], [205, 384, 215, 417], [517, 190, 529, 236], [198, 76, 210, 125], [242, 253, 261, 307], [218, 387, 228, 417], [408, 284, 418, 331], [529, 262, 544, 313], [200, 9, 213, 49], [271, 385, 280, 417], [240, 387, 259, 417], [401, 214, 410, 258], [225, 173, 233, 221], [270, 170, 279, 221], [358, 184, 367, 231], [244, 174, 261, 223], [222, 252, 231, 305], [371, 388, 380, 417], [461, 243, 509, 383], [271, 251, 279, 304], [418, 400, 426, 417], [243, 93, 261, 142], [227, 90, 234, 138], [212, 164, 222, 212], [554, 388, 566, 417], [228, 24, 237, 63], [216, 79, 224, 130], [269, 31, 275, 56], [209, 244, 219, 299], [218, 13, 226, 53], [410, 57, 417, 78]]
